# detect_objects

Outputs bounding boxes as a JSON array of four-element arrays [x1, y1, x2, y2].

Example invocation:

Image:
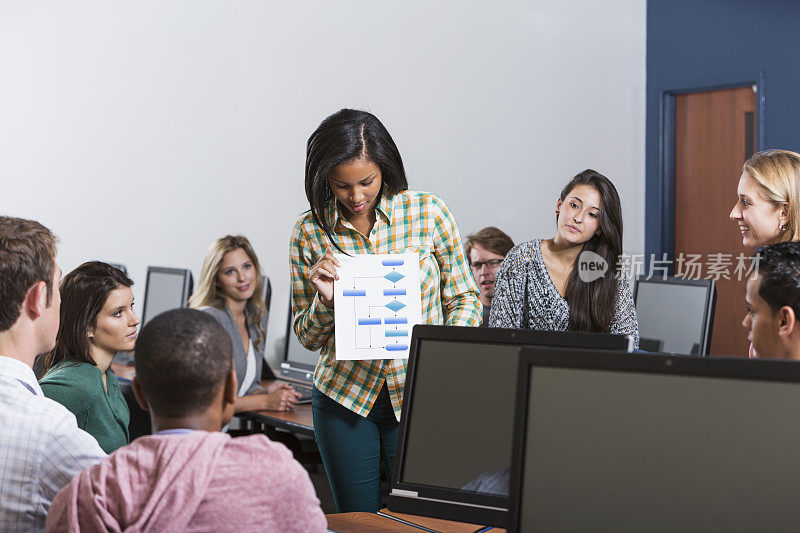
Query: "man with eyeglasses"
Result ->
[[464, 227, 515, 326]]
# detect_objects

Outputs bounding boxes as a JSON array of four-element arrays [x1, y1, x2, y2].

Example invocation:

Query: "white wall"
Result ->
[[0, 0, 646, 365]]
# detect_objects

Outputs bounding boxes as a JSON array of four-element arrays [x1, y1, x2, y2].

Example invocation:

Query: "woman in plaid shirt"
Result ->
[[290, 109, 481, 512]]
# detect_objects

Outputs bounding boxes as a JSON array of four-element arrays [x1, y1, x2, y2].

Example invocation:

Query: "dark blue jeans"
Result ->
[[312, 384, 399, 513]]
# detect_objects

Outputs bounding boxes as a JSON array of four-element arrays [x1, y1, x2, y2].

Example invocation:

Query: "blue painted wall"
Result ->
[[646, 0, 800, 259]]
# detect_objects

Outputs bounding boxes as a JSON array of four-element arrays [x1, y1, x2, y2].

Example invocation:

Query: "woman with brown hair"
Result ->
[[40, 261, 138, 453]]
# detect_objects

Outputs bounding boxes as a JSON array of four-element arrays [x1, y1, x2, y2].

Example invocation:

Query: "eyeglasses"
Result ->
[[470, 259, 503, 271]]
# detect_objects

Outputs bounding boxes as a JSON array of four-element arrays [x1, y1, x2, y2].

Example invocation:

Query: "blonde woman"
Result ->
[[190, 235, 299, 411], [730, 149, 800, 246], [730, 149, 800, 358]]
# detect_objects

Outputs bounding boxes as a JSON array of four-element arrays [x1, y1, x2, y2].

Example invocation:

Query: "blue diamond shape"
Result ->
[[384, 271, 404, 283], [385, 300, 406, 312]]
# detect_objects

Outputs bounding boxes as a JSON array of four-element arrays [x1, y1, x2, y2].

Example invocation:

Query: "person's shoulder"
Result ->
[[223, 434, 300, 469], [614, 268, 634, 293], [397, 190, 448, 209], [1, 374, 99, 445], [40, 362, 102, 408], [38, 394, 98, 440], [513, 239, 540, 253], [197, 304, 227, 321], [291, 210, 327, 252], [503, 239, 539, 265], [292, 209, 318, 234], [393, 191, 457, 229], [11, 388, 81, 426], [224, 434, 312, 485], [40, 361, 101, 391], [225, 433, 289, 455], [397, 189, 435, 200]]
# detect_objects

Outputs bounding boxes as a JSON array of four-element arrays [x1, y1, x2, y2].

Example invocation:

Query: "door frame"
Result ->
[[650, 72, 766, 269]]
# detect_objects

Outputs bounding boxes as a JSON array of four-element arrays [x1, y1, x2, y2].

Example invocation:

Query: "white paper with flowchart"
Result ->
[[333, 252, 422, 360]]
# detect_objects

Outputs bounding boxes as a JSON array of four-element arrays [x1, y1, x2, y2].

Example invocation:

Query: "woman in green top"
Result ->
[[40, 262, 139, 453]]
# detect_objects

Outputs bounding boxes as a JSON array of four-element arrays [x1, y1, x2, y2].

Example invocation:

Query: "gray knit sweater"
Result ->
[[488, 239, 639, 348]]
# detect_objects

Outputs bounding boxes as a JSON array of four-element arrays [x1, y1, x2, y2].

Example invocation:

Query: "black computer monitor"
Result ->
[[140, 266, 194, 326], [509, 348, 800, 533], [388, 325, 634, 528], [280, 301, 322, 382], [634, 276, 716, 355]]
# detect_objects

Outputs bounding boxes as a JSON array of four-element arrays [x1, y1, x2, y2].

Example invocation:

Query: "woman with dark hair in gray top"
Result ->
[[489, 170, 639, 346]]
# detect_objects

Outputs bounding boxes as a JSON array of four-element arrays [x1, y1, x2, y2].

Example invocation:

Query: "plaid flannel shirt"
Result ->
[[290, 190, 481, 420]]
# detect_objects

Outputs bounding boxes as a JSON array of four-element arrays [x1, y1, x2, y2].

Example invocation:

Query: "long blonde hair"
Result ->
[[744, 149, 800, 243], [189, 235, 267, 346]]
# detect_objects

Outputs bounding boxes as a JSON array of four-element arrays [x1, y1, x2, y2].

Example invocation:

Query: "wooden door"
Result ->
[[674, 86, 756, 356]]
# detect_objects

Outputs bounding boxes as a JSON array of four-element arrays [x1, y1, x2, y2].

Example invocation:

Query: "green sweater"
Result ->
[[40, 360, 130, 453]]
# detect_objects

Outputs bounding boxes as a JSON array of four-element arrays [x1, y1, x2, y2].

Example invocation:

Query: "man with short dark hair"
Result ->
[[743, 241, 800, 360], [47, 309, 327, 532], [464, 227, 515, 326], [0, 216, 105, 531]]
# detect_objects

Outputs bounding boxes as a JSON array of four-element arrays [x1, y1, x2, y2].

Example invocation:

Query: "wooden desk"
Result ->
[[239, 404, 314, 437], [326, 508, 504, 533]]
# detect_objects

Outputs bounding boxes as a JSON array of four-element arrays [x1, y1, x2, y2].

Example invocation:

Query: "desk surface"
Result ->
[[326, 509, 504, 533], [236, 378, 315, 436], [242, 404, 315, 436]]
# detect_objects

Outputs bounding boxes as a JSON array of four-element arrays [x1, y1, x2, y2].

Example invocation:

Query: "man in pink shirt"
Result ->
[[46, 309, 327, 532], [743, 242, 800, 360]]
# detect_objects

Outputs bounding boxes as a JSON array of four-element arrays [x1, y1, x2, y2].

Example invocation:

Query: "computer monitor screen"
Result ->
[[401, 339, 518, 494], [141, 268, 193, 326], [511, 349, 800, 532], [635, 277, 713, 355], [390, 325, 633, 527]]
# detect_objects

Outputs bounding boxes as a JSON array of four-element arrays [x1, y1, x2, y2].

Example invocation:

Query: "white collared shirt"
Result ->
[[0, 356, 106, 532]]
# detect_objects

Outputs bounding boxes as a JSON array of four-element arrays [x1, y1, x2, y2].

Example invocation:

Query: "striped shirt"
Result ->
[[290, 190, 481, 419], [0, 356, 106, 532]]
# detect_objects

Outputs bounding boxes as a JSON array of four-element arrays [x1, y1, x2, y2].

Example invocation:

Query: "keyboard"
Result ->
[[291, 383, 313, 403]]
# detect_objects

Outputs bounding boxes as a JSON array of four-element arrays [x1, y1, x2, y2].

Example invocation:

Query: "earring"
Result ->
[[780, 222, 787, 234]]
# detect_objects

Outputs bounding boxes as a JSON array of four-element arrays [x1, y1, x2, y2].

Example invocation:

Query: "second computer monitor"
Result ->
[[509, 347, 800, 532], [140, 266, 194, 326], [634, 276, 715, 355]]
